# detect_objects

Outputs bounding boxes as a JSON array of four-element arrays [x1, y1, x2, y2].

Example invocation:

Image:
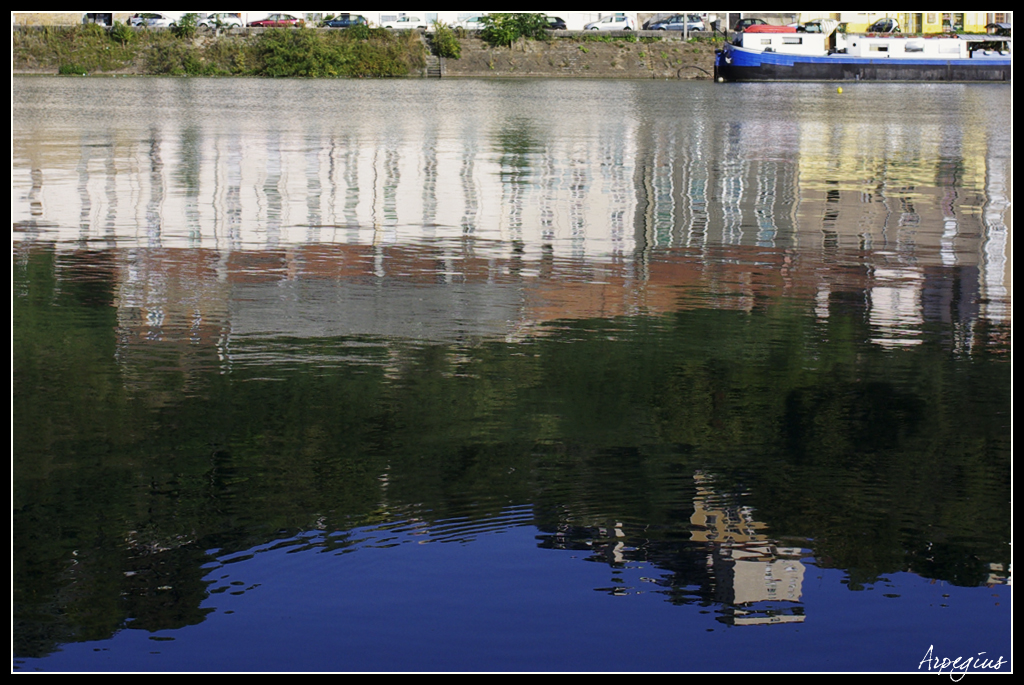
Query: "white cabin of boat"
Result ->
[[736, 25, 1010, 60]]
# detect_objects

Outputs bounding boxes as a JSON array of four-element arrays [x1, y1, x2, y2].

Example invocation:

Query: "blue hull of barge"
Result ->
[[715, 43, 1011, 82]]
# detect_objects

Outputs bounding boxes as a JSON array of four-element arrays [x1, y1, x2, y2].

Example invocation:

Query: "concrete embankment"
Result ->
[[439, 34, 719, 79]]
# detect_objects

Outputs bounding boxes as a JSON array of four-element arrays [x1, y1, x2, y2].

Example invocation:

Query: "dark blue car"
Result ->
[[324, 14, 367, 28]]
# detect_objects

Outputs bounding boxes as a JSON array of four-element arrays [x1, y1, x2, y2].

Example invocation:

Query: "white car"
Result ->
[[381, 16, 426, 29], [199, 13, 243, 29], [128, 12, 176, 27], [584, 14, 635, 31], [455, 15, 487, 31]]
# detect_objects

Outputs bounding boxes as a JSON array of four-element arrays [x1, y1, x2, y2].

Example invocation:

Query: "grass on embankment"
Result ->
[[13, 24, 427, 77]]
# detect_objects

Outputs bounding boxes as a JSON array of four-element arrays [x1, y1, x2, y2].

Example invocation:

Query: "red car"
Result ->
[[248, 13, 305, 27], [733, 18, 767, 32]]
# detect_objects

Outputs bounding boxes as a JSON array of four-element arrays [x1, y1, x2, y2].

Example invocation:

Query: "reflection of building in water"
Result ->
[[14, 111, 637, 260], [786, 112, 1012, 337], [14, 83, 1009, 348], [980, 140, 1011, 326], [690, 471, 806, 625], [868, 265, 925, 348], [114, 247, 233, 397], [986, 563, 1010, 586], [62, 233, 1003, 391], [532, 470, 808, 621]]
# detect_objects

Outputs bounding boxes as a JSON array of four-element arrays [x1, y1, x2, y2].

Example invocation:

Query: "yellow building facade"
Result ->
[[799, 11, 1008, 33]]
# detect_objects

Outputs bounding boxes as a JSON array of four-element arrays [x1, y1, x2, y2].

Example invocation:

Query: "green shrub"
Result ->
[[431, 22, 461, 59], [345, 23, 372, 40], [479, 13, 550, 48], [15, 21, 426, 78], [579, 32, 652, 45], [252, 27, 422, 77], [81, 22, 106, 39], [58, 63, 88, 75], [202, 38, 253, 74], [108, 21, 134, 47], [146, 40, 190, 74], [15, 25, 138, 73], [174, 13, 199, 40]]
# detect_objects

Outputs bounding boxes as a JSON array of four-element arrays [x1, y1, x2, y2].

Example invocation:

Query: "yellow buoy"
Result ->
[[837, 87, 843, 93]]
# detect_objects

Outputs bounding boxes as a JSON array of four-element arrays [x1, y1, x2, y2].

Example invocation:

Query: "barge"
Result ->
[[715, 21, 1011, 82]]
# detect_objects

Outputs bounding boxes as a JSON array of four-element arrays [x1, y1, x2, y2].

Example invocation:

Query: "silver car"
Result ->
[[648, 14, 704, 32], [584, 14, 636, 31]]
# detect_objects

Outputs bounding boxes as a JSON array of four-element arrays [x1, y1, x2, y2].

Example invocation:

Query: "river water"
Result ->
[[13, 76, 1011, 672]]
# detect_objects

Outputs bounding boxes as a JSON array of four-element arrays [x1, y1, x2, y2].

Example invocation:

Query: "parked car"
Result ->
[[648, 14, 704, 32], [323, 14, 367, 29], [248, 14, 305, 28], [546, 16, 567, 31], [795, 19, 845, 34], [199, 12, 242, 29], [381, 16, 426, 29], [83, 13, 113, 26], [737, 17, 770, 31], [867, 17, 899, 33], [584, 14, 635, 31], [455, 16, 487, 31], [128, 13, 176, 28]]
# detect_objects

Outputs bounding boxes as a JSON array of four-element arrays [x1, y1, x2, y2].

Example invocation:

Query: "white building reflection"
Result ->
[[690, 471, 806, 626], [13, 80, 1010, 348]]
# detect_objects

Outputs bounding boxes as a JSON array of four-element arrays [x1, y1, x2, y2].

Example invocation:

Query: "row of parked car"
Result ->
[[120, 13, 712, 33], [441, 14, 698, 32], [125, 13, 372, 29], [260, 14, 566, 31], [452, 13, 705, 32], [730, 17, 900, 34], [123, 13, 318, 28], [125, 12, 244, 28], [109, 13, 1007, 37]]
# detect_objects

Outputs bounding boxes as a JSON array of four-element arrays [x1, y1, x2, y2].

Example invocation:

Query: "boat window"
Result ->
[[869, 44, 889, 52], [782, 36, 803, 44], [760, 38, 772, 45]]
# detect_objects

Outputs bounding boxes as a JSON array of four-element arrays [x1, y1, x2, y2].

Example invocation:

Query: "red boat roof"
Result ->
[[744, 25, 798, 33]]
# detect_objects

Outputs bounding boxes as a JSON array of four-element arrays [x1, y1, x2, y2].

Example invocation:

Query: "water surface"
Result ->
[[13, 77, 1011, 672]]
